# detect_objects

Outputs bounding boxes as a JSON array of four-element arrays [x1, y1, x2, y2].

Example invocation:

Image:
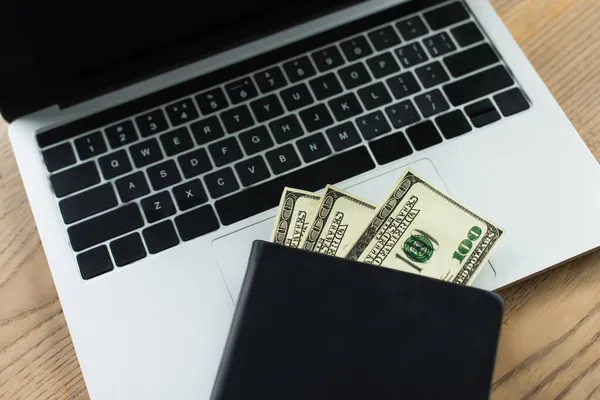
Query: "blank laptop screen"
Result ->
[[0, 0, 359, 118]]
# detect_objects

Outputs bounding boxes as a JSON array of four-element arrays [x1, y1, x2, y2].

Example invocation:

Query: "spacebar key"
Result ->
[[215, 146, 375, 225], [68, 203, 145, 251]]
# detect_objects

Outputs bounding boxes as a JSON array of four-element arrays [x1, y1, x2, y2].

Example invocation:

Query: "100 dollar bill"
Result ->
[[270, 188, 321, 248], [345, 169, 503, 285], [301, 185, 376, 256]]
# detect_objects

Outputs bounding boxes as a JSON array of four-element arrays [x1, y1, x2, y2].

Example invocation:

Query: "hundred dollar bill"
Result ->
[[270, 188, 321, 248], [301, 185, 376, 257], [345, 169, 504, 285]]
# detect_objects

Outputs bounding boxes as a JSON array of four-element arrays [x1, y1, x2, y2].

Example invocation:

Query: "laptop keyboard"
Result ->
[[37, 0, 530, 280]]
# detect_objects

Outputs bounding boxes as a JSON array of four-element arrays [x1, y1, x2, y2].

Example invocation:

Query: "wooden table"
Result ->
[[1, 0, 600, 398]]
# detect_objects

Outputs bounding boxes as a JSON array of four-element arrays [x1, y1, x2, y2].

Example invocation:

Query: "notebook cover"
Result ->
[[211, 240, 504, 400]]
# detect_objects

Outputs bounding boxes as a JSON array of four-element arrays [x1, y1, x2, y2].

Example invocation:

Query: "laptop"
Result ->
[[3, 0, 600, 398]]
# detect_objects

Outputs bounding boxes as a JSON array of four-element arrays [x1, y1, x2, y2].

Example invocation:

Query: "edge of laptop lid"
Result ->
[[0, 0, 373, 123]]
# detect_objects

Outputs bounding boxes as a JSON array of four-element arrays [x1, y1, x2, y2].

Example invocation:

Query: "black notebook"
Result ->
[[211, 241, 504, 400]]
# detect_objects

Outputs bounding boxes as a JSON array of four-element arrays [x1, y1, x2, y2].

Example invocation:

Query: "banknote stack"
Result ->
[[270, 169, 504, 286]]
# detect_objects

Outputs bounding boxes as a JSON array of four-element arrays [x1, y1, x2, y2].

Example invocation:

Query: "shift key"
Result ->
[[443, 65, 514, 106], [68, 203, 144, 251]]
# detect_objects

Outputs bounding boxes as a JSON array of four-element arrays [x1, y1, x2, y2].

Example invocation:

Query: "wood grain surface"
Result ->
[[1, 0, 600, 398]]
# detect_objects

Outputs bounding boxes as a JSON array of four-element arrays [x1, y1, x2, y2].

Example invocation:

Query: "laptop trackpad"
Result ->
[[212, 158, 481, 302]]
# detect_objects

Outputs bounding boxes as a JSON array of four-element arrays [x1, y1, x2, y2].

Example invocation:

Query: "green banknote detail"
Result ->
[[345, 169, 503, 285]]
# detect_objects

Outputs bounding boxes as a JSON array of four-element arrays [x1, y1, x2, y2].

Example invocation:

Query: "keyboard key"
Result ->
[[414, 89, 450, 118], [444, 43, 499, 78], [423, 32, 456, 58], [328, 93, 364, 122], [280, 83, 314, 111], [451, 22, 484, 47], [395, 43, 428, 68], [396, 16, 428, 41], [494, 88, 530, 117], [77, 246, 113, 280], [357, 82, 392, 110], [175, 206, 220, 241], [178, 148, 213, 178], [68, 203, 144, 251], [424, 2, 469, 30], [309, 73, 343, 100], [105, 120, 138, 149], [74, 132, 107, 161], [338, 63, 372, 90], [235, 156, 271, 187], [116, 172, 151, 202], [225, 78, 258, 104], [435, 110, 473, 139], [296, 133, 332, 163], [215, 146, 375, 226], [366, 53, 400, 79], [406, 120, 443, 151], [165, 98, 199, 126], [443, 65, 514, 106], [385, 100, 421, 129], [196, 87, 229, 115], [221, 105, 255, 133], [135, 109, 169, 137], [299, 104, 334, 132], [269, 115, 304, 144], [129, 139, 163, 168], [369, 132, 413, 165], [250, 94, 285, 122], [208, 137, 244, 167], [130, 138, 163, 168], [99, 150, 133, 180], [415, 61, 450, 88], [356, 111, 391, 140], [59, 183, 117, 224], [190, 116, 225, 145], [141, 191, 176, 223], [50, 161, 100, 198], [254, 66, 288, 94], [326, 122, 362, 151], [386, 72, 421, 100], [266, 145, 301, 175], [465, 99, 501, 127], [239, 126, 274, 155], [160, 127, 193, 156], [283, 56, 316, 82], [340, 36, 373, 61], [311, 46, 345, 72], [43, 142, 76, 172], [204, 168, 240, 198], [367, 25, 401, 51], [143, 220, 180, 254], [147, 160, 182, 191], [110, 233, 146, 267]]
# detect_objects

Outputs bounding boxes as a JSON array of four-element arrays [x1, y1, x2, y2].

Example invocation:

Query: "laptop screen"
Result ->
[[0, 0, 359, 121]]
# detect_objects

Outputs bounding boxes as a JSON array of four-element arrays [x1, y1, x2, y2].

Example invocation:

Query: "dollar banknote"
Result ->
[[301, 185, 376, 257], [345, 169, 503, 285], [270, 188, 321, 248]]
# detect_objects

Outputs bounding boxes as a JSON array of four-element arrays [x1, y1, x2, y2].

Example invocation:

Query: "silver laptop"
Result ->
[[3, 0, 600, 398]]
